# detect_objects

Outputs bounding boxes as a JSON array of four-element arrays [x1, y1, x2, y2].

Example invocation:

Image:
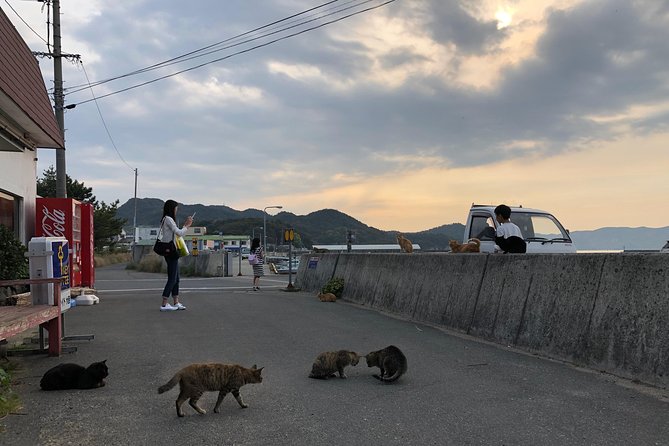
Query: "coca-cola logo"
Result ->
[[41, 205, 66, 237]]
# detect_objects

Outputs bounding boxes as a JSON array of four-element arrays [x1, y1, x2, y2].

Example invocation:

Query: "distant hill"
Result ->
[[570, 227, 669, 251], [116, 199, 463, 249], [116, 198, 668, 251]]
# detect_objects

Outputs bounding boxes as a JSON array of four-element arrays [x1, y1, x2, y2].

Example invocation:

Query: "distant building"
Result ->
[[0, 8, 64, 244], [135, 226, 160, 241], [312, 244, 421, 253], [185, 226, 206, 236]]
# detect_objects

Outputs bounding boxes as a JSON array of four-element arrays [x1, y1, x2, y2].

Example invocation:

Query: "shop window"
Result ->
[[0, 190, 17, 235]]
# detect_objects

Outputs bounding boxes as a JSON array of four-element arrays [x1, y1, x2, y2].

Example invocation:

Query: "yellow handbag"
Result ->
[[175, 235, 189, 257]]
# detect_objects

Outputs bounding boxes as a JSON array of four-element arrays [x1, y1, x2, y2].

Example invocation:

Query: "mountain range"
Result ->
[[116, 198, 669, 251]]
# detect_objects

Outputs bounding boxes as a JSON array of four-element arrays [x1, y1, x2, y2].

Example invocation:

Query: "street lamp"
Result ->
[[263, 205, 283, 256]]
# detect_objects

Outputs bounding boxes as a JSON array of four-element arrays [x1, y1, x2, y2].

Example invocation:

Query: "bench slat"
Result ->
[[0, 306, 60, 340], [0, 278, 63, 356]]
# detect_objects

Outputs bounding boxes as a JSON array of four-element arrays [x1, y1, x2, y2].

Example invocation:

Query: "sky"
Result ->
[[5, 0, 669, 232]]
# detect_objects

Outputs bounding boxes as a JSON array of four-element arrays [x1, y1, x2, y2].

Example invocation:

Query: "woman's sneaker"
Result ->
[[174, 303, 187, 310], [160, 304, 177, 311]]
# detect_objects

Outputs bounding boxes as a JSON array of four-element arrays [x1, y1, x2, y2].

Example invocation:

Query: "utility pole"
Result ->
[[52, 0, 66, 198], [132, 168, 138, 243]]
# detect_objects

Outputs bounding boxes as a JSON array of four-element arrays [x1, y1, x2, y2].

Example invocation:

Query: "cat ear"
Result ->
[[251, 364, 257, 369], [102, 360, 107, 364], [257, 367, 264, 373]]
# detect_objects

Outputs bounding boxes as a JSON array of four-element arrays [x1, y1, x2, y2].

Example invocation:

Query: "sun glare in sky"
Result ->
[[495, 7, 513, 29]]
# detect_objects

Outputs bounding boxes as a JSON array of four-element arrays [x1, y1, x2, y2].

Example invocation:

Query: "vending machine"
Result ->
[[36, 198, 86, 287], [80, 202, 95, 288]]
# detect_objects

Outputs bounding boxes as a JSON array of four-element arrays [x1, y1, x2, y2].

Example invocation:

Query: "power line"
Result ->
[[78, 60, 135, 172], [65, 0, 368, 95], [65, 0, 346, 92], [4, 0, 49, 45], [69, 0, 396, 107]]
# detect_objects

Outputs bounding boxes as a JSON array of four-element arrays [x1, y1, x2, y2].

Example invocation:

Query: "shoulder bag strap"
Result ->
[[157, 217, 166, 240]]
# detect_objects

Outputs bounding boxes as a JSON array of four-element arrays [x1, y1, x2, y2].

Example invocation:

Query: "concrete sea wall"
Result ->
[[295, 253, 669, 387]]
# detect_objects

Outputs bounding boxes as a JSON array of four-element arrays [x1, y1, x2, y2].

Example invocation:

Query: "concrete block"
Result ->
[[584, 253, 669, 387], [514, 255, 604, 360], [295, 254, 340, 293], [470, 254, 532, 344], [413, 254, 486, 331]]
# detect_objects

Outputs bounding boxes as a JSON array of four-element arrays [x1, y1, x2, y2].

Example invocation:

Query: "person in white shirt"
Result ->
[[494, 204, 527, 253], [159, 199, 193, 311]]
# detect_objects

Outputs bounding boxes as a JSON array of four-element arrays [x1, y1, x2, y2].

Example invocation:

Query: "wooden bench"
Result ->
[[0, 278, 62, 356]]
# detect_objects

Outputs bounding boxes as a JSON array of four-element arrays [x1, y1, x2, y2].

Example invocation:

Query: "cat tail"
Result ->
[[372, 370, 403, 383], [158, 373, 181, 394]]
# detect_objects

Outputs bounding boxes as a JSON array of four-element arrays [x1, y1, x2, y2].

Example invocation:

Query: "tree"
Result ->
[[37, 167, 125, 251], [37, 165, 96, 204], [0, 224, 28, 280], [93, 200, 126, 251]]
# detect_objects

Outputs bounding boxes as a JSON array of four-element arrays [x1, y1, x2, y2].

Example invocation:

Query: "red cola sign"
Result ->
[[40, 204, 67, 238]]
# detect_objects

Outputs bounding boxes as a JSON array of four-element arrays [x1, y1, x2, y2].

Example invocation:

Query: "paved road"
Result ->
[[3, 263, 668, 445]]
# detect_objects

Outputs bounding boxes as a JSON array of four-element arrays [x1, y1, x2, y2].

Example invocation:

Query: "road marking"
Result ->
[[100, 286, 285, 293]]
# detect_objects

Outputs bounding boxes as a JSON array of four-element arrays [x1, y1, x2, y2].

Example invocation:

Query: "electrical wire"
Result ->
[[65, 0, 368, 95], [69, 0, 396, 107], [4, 0, 49, 45], [65, 0, 345, 92], [79, 60, 136, 172]]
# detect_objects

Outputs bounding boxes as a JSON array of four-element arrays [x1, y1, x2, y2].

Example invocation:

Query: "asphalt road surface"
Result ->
[[3, 263, 668, 445]]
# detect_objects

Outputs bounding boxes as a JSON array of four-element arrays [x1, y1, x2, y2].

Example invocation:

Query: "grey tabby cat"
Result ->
[[365, 345, 407, 383], [308, 350, 360, 379]]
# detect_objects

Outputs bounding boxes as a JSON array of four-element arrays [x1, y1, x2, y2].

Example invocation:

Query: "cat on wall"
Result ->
[[396, 234, 414, 253], [158, 363, 263, 417], [365, 345, 407, 383], [308, 350, 359, 379], [449, 238, 481, 253], [40, 360, 108, 391]]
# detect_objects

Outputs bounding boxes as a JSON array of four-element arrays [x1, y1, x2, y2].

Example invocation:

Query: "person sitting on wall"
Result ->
[[494, 204, 527, 253]]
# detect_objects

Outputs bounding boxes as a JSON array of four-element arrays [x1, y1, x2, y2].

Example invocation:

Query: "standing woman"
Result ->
[[159, 200, 193, 311], [250, 237, 264, 291]]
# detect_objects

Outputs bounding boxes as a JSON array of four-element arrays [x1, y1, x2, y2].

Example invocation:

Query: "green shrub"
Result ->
[[321, 277, 344, 297], [0, 364, 21, 420], [0, 225, 28, 280]]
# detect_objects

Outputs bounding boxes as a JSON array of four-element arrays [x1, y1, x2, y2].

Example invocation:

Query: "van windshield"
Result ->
[[511, 212, 570, 241]]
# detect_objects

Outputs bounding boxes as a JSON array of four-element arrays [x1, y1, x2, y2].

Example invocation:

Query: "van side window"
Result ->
[[470, 216, 496, 240]]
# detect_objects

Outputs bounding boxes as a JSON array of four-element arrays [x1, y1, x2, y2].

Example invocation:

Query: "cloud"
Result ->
[[6, 0, 664, 231]]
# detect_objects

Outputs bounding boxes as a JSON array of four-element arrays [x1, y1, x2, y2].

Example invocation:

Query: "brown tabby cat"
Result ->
[[158, 363, 263, 417], [308, 350, 359, 379], [317, 292, 337, 302], [449, 238, 481, 253], [365, 345, 407, 383], [396, 234, 413, 253]]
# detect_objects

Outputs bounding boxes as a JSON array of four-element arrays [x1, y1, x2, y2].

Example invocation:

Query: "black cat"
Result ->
[[40, 360, 108, 390], [365, 345, 407, 383]]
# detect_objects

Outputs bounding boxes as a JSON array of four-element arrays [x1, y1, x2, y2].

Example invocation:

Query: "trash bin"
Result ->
[[27, 236, 71, 312]]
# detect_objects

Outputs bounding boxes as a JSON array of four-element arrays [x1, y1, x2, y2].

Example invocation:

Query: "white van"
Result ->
[[463, 205, 576, 253]]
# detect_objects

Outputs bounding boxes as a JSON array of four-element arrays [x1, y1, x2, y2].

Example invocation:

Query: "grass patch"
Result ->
[[0, 361, 22, 425], [127, 255, 164, 273], [94, 252, 131, 267]]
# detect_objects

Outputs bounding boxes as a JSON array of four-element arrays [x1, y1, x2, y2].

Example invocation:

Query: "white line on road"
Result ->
[[100, 286, 285, 293]]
